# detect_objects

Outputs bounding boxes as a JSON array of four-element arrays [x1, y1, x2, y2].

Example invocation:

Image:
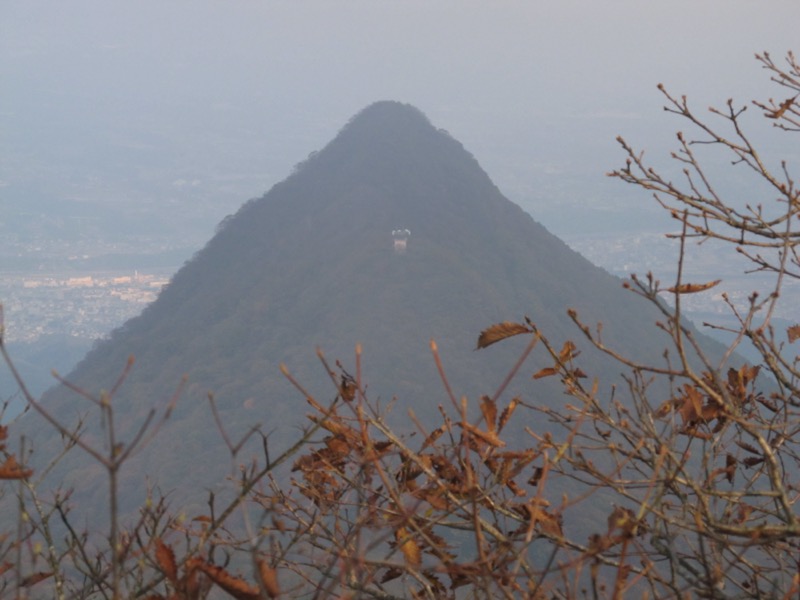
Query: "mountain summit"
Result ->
[[22, 102, 693, 513]]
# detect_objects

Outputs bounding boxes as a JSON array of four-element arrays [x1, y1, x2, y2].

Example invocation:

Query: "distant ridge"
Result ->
[[18, 101, 722, 516]]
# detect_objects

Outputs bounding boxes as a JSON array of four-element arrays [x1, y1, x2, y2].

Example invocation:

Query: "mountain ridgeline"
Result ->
[[22, 102, 708, 515]]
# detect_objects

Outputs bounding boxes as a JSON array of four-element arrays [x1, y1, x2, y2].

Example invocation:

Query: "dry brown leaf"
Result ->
[[558, 340, 577, 363], [736, 440, 760, 454], [654, 400, 673, 418], [0, 455, 32, 480], [526, 505, 563, 537], [506, 479, 524, 496], [182, 559, 205, 600], [257, 559, 280, 599], [420, 425, 445, 451], [20, 571, 53, 587], [497, 397, 519, 432], [480, 396, 497, 432], [788, 324, 800, 343], [767, 94, 797, 118], [309, 415, 356, 439], [676, 386, 704, 425], [528, 466, 543, 486], [195, 561, 260, 600], [725, 453, 736, 484], [666, 279, 721, 294], [380, 567, 403, 583], [476, 321, 532, 350], [460, 422, 506, 448], [155, 539, 178, 585], [396, 526, 422, 567], [413, 487, 449, 510], [339, 375, 357, 402], [533, 366, 558, 380], [325, 435, 351, 456]]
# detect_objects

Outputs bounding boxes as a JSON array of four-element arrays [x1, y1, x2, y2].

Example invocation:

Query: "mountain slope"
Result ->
[[19, 102, 712, 516]]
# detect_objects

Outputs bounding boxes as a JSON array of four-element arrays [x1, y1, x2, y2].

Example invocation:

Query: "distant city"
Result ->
[[1, 228, 795, 348], [564, 231, 799, 327], [1, 269, 170, 343]]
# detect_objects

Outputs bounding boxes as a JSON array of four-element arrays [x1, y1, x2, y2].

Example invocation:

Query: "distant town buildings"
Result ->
[[1, 271, 171, 343]]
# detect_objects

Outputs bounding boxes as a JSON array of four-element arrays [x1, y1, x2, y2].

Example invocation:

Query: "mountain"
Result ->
[[14, 101, 717, 518]]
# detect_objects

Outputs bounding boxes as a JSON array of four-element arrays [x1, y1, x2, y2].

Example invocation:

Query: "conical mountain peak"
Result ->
[[338, 101, 435, 140], [251, 102, 502, 242], [17, 102, 718, 518], [190, 102, 505, 277], [323, 101, 454, 163]]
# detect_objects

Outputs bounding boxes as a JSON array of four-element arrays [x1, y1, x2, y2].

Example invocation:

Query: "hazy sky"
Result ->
[[2, 1, 798, 240]]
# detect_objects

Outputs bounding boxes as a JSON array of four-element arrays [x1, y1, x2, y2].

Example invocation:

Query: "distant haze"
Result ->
[[2, 0, 797, 248]]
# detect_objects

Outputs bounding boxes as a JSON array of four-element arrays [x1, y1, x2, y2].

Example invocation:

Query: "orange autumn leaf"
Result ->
[[194, 560, 260, 600], [533, 366, 558, 380], [0, 455, 32, 480], [257, 559, 280, 599], [476, 321, 532, 350], [666, 279, 721, 294]]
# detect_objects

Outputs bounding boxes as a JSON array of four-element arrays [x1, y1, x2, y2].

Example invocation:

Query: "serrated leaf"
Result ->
[[497, 398, 519, 432], [476, 321, 532, 349]]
